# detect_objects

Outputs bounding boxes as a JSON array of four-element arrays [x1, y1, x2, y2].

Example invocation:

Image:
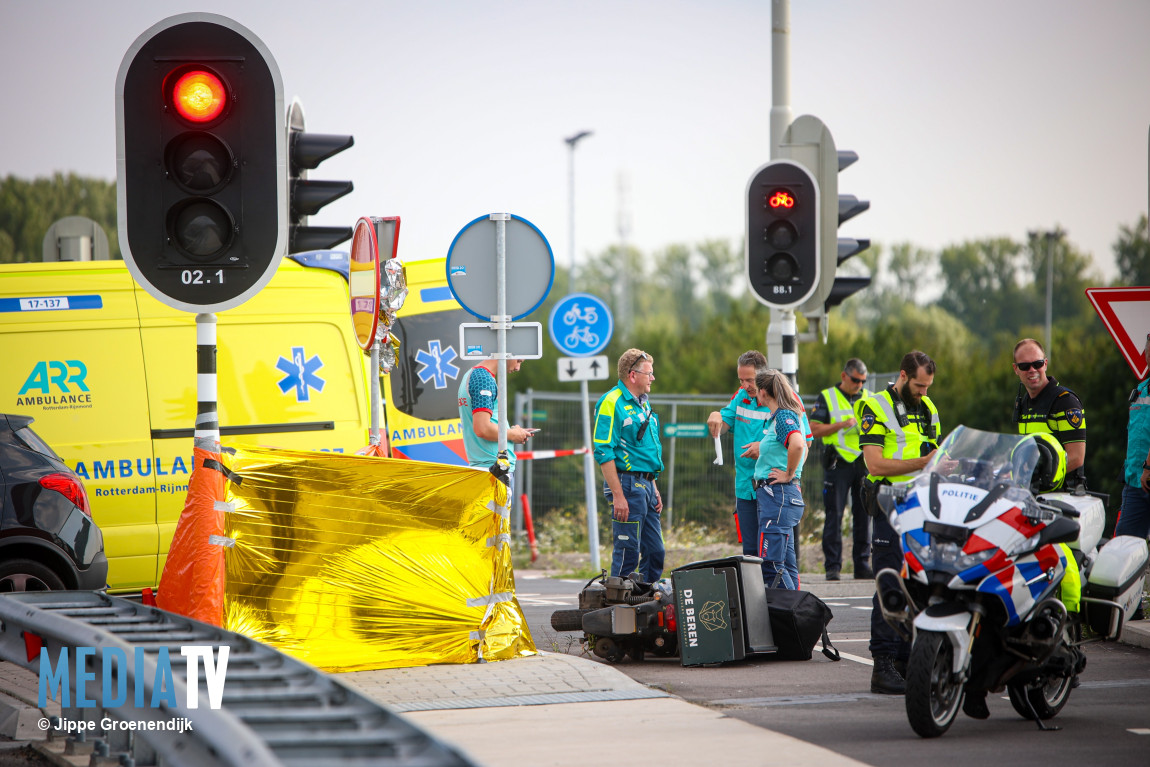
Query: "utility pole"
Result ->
[[565, 130, 593, 293], [617, 171, 632, 342], [1029, 228, 1064, 355]]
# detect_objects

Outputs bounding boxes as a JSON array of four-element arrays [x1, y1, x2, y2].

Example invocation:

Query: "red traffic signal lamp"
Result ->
[[746, 160, 820, 310], [116, 13, 286, 313]]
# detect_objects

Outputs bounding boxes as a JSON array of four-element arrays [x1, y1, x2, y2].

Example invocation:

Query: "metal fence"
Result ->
[[513, 389, 828, 536]]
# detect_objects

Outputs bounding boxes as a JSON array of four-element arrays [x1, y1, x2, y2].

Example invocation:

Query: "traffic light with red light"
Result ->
[[116, 13, 286, 313], [746, 159, 820, 309]]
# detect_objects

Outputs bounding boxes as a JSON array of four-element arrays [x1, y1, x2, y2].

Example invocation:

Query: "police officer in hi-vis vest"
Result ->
[[1011, 337, 1086, 489], [593, 348, 665, 583], [809, 358, 872, 581], [857, 351, 941, 695]]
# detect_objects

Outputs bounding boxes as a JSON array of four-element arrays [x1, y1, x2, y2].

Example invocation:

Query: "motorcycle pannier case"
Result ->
[[1083, 535, 1149, 638]]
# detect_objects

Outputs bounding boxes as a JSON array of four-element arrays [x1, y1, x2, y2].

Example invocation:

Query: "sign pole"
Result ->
[[492, 213, 510, 460], [580, 378, 601, 572], [369, 340, 381, 446]]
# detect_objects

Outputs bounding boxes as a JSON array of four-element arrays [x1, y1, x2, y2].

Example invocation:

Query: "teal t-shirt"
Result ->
[[719, 389, 772, 500], [753, 408, 807, 481], [457, 366, 516, 472]]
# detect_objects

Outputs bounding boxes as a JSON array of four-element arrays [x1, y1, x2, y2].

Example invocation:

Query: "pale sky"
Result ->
[[3, 0, 1148, 284]]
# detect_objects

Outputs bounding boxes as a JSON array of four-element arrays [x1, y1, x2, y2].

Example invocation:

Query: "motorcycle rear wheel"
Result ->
[[1007, 674, 1072, 720], [905, 630, 964, 738], [1007, 617, 1078, 720]]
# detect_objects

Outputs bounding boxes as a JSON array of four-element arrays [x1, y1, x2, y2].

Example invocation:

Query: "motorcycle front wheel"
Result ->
[[905, 630, 964, 738]]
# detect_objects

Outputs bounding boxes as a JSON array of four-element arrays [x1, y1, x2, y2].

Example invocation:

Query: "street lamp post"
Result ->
[[565, 130, 593, 293], [1029, 228, 1064, 355]]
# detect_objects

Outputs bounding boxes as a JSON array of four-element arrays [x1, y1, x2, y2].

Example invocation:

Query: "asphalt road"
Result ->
[[518, 571, 1150, 767]]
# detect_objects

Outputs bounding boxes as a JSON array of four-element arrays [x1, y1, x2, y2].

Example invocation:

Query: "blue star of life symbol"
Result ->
[[415, 340, 460, 389], [276, 346, 325, 402]]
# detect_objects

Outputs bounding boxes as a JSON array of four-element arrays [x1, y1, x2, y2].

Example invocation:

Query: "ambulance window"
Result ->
[[390, 310, 471, 421]]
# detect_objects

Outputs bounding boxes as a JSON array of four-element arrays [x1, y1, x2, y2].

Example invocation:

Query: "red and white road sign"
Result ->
[[1085, 287, 1150, 379]]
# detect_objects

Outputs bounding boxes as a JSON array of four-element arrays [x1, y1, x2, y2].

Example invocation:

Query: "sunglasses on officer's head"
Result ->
[[847, 374, 866, 385], [1014, 358, 1047, 372]]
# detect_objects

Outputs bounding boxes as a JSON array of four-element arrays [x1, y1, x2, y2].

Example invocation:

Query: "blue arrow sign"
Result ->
[[548, 293, 612, 357]]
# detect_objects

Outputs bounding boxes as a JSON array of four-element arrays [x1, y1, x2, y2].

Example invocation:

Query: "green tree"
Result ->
[[0, 173, 120, 262], [1114, 215, 1150, 286], [936, 238, 1032, 340]]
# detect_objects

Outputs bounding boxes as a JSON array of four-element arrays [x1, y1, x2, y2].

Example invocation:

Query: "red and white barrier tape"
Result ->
[[514, 446, 590, 460]]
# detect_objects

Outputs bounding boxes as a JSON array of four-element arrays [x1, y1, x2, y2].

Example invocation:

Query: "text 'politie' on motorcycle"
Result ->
[[873, 426, 1149, 738]]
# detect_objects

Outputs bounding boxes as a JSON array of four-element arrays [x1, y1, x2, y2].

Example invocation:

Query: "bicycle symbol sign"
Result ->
[[549, 293, 612, 357]]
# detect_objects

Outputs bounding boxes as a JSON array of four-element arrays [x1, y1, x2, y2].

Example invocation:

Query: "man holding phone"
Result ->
[[457, 357, 534, 496]]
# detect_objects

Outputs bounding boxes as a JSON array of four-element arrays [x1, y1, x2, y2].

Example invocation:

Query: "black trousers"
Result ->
[[821, 455, 871, 572], [869, 510, 909, 660]]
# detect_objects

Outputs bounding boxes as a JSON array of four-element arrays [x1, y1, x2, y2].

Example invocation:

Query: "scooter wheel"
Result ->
[[550, 609, 589, 632]]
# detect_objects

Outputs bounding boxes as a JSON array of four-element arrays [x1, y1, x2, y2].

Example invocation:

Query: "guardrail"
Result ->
[[0, 591, 477, 766]]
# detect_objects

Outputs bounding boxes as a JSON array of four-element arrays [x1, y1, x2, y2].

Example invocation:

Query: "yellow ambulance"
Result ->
[[0, 253, 468, 592]]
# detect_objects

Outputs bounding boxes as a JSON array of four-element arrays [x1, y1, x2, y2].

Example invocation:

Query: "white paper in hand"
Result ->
[[713, 435, 723, 465]]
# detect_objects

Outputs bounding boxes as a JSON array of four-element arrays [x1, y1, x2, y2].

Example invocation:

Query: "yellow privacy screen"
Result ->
[[222, 447, 535, 671]]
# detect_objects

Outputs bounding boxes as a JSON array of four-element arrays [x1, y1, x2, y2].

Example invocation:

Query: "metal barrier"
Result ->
[[514, 389, 827, 534], [0, 591, 476, 767]]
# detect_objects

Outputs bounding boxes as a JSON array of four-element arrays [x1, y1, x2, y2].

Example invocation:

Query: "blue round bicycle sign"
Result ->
[[549, 293, 612, 357]]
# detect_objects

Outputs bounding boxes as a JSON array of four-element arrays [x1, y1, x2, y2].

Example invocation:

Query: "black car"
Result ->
[[0, 413, 107, 591]]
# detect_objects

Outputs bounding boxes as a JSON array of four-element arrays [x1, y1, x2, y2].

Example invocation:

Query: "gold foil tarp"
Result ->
[[221, 446, 536, 671]]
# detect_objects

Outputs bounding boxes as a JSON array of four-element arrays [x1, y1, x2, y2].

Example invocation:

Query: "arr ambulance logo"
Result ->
[[15, 360, 93, 410], [276, 347, 325, 402]]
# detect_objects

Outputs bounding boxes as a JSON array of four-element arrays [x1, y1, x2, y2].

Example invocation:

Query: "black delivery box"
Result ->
[[672, 555, 777, 666]]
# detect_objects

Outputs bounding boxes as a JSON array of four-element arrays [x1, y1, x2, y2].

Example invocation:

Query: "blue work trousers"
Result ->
[[605, 473, 665, 583], [756, 481, 804, 589], [1116, 484, 1150, 539]]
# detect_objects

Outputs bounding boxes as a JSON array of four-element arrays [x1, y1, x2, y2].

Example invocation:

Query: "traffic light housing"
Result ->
[[821, 150, 872, 313], [288, 99, 354, 253], [116, 13, 286, 313], [745, 159, 820, 309], [776, 116, 872, 318]]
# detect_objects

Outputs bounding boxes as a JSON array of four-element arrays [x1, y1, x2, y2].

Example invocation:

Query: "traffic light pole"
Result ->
[[769, 0, 798, 388], [195, 314, 219, 446]]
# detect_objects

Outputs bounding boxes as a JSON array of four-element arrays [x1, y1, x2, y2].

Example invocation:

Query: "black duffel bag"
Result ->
[[764, 586, 840, 661]]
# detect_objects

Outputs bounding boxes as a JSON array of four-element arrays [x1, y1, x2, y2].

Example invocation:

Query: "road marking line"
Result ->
[[1127, 728, 1150, 735], [837, 651, 873, 666]]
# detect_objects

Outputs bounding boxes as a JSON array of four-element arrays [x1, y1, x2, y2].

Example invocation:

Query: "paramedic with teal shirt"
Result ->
[[593, 348, 665, 583], [706, 350, 771, 557], [1118, 335, 1150, 539], [751, 369, 809, 589]]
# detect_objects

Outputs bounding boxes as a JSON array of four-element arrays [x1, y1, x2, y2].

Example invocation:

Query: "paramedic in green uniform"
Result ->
[[593, 348, 665, 583]]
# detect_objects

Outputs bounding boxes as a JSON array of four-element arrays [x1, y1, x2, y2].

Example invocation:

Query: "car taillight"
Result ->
[[663, 602, 677, 632], [39, 473, 91, 516]]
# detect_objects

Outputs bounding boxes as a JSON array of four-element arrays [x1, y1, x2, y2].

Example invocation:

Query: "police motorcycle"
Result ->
[[875, 426, 1147, 738]]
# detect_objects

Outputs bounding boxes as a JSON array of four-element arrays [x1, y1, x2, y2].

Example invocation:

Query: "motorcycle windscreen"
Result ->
[[221, 446, 536, 671]]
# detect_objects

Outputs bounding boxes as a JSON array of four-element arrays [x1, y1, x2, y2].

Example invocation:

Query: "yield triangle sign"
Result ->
[[1085, 287, 1150, 379]]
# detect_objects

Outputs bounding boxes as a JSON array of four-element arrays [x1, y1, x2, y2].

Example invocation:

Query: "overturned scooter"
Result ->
[[551, 556, 836, 665], [549, 573, 679, 662], [875, 426, 1148, 738]]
